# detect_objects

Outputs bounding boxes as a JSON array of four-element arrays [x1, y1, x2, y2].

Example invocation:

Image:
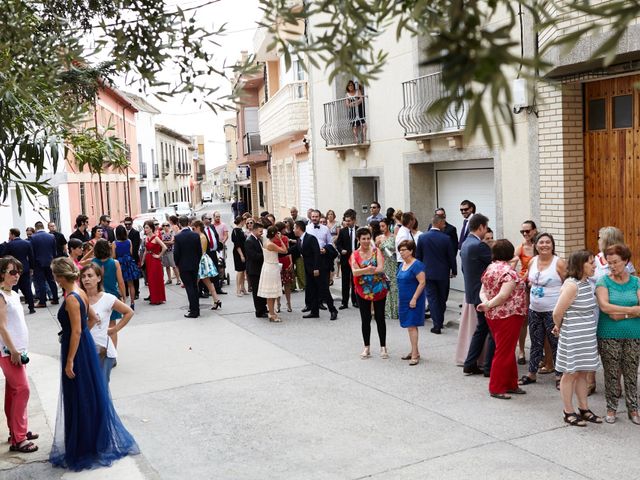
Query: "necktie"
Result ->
[[350, 228, 354, 251], [314, 225, 320, 229], [206, 227, 215, 250], [459, 219, 468, 249]]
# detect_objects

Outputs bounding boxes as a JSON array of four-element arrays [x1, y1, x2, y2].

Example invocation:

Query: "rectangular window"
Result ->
[[588, 98, 606, 131], [259, 181, 265, 208], [105, 183, 111, 215], [80, 182, 87, 215], [137, 143, 143, 163], [613, 95, 632, 129]]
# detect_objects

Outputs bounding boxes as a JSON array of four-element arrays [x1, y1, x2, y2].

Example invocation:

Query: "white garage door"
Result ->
[[436, 168, 496, 291]]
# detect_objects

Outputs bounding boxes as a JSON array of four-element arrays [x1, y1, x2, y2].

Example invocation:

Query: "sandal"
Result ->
[[401, 353, 420, 361], [360, 348, 371, 359], [9, 441, 38, 453], [579, 408, 603, 424], [517, 355, 527, 365], [506, 388, 527, 395], [518, 375, 536, 385], [538, 366, 555, 374], [409, 357, 419, 366], [490, 393, 512, 400], [563, 411, 587, 427], [380, 347, 389, 359], [7, 431, 39, 443]]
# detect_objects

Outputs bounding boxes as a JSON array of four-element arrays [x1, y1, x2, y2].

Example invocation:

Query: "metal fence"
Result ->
[[139, 162, 147, 178], [321, 95, 369, 147], [398, 72, 466, 136]]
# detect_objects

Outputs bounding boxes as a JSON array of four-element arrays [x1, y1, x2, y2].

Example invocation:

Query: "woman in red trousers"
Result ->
[[477, 239, 528, 400]]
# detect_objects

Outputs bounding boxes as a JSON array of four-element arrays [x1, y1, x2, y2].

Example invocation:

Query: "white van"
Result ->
[[202, 192, 212, 202]]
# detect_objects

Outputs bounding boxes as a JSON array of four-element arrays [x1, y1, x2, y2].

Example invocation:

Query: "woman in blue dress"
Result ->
[[50, 257, 139, 471], [112, 225, 140, 310], [397, 239, 426, 365]]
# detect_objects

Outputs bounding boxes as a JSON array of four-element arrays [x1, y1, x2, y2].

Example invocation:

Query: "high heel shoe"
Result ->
[[287, 304, 292, 312], [380, 347, 389, 359], [211, 300, 222, 310], [628, 411, 640, 425], [360, 348, 371, 359], [268, 314, 282, 323]]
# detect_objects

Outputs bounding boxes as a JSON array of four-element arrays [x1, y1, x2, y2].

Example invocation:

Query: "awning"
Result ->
[[236, 179, 251, 186]]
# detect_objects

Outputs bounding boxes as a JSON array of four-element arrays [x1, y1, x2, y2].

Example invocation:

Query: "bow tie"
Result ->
[[314, 225, 320, 229]]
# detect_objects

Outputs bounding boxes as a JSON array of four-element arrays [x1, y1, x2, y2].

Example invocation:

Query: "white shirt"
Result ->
[[306, 223, 332, 248], [395, 226, 415, 262], [90, 293, 118, 358], [0, 290, 28, 355]]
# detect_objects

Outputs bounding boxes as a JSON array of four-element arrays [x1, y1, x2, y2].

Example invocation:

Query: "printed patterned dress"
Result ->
[[380, 235, 398, 319]]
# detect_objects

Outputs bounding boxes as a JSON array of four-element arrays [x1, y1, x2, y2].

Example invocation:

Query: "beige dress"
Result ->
[[258, 241, 282, 298]]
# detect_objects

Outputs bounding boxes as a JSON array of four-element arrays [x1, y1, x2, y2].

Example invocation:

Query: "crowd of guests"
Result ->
[[1, 199, 640, 470]]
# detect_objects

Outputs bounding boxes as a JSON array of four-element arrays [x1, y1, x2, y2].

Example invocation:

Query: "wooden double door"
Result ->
[[584, 75, 640, 256]]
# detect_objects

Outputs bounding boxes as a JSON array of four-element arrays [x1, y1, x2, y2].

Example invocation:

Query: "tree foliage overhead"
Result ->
[[0, 0, 240, 207], [260, 0, 640, 145]]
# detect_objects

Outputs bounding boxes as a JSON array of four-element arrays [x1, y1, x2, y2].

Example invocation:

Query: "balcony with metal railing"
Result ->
[[320, 95, 370, 159], [243, 132, 263, 156], [258, 81, 309, 146], [398, 72, 466, 150], [152, 163, 159, 178], [139, 162, 147, 179]]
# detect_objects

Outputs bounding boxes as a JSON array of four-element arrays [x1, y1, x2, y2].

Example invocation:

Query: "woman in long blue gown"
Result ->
[[50, 258, 139, 471]]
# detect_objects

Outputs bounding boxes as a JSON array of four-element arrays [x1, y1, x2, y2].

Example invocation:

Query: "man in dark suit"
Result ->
[[245, 222, 267, 318], [173, 216, 202, 318], [1, 228, 36, 313], [460, 213, 494, 376], [99, 214, 116, 242], [458, 200, 476, 250], [335, 209, 358, 309], [30, 221, 59, 307], [124, 216, 141, 299], [294, 220, 337, 320], [432, 208, 458, 252], [416, 215, 457, 334]]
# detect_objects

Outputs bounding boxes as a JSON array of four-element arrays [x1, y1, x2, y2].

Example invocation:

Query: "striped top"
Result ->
[[596, 274, 640, 339], [556, 278, 600, 373]]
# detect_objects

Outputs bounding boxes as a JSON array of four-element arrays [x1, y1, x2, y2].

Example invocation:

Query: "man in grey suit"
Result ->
[[460, 214, 495, 376]]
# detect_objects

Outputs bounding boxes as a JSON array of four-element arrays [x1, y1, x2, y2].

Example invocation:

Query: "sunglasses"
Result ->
[[162, 224, 170, 227], [3, 269, 20, 276], [460, 208, 469, 212], [520, 229, 532, 235]]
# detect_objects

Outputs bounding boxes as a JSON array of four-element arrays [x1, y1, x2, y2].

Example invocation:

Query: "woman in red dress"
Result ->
[[141, 220, 167, 305], [274, 222, 293, 313]]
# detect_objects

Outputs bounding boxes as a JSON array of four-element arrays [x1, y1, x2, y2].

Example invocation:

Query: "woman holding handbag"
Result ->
[[350, 228, 389, 359]]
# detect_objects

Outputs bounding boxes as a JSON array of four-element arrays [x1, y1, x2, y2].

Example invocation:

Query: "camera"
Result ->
[[2, 347, 29, 364]]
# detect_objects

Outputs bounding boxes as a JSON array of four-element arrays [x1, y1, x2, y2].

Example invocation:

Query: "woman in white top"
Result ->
[[0, 256, 38, 453], [394, 212, 416, 263], [520, 233, 567, 388], [80, 264, 134, 384]]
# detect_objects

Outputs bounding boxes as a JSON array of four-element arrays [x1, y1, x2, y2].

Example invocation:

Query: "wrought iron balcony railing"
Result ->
[[320, 95, 369, 147], [139, 162, 147, 179], [152, 163, 159, 178], [398, 72, 466, 137]]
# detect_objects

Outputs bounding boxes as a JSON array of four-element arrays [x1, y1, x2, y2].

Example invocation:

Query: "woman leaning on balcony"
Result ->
[[345, 80, 366, 144]]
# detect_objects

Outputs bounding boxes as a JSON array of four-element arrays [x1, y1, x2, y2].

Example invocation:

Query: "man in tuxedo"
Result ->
[[124, 216, 142, 299], [458, 200, 476, 250], [295, 220, 337, 320], [30, 221, 59, 307], [335, 209, 358, 309], [1, 228, 35, 313], [245, 222, 267, 318], [173, 216, 202, 318], [460, 213, 495, 376], [304, 210, 338, 319], [416, 215, 457, 334]]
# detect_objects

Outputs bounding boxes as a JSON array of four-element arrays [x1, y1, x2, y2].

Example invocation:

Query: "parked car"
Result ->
[[169, 202, 194, 218], [132, 213, 159, 232], [202, 192, 212, 203], [150, 205, 177, 221]]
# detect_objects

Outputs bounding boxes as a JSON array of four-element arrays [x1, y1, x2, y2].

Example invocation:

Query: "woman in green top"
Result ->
[[595, 244, 640, 425]]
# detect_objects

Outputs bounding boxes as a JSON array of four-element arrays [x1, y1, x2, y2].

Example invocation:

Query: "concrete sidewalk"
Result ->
[[1, 201, 637, 479]]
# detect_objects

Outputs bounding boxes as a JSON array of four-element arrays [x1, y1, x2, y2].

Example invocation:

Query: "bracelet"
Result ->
[[625, 313, 629, 319]]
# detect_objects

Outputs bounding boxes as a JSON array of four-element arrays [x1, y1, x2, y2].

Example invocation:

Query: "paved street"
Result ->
[[1, 201, 638, 480]]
